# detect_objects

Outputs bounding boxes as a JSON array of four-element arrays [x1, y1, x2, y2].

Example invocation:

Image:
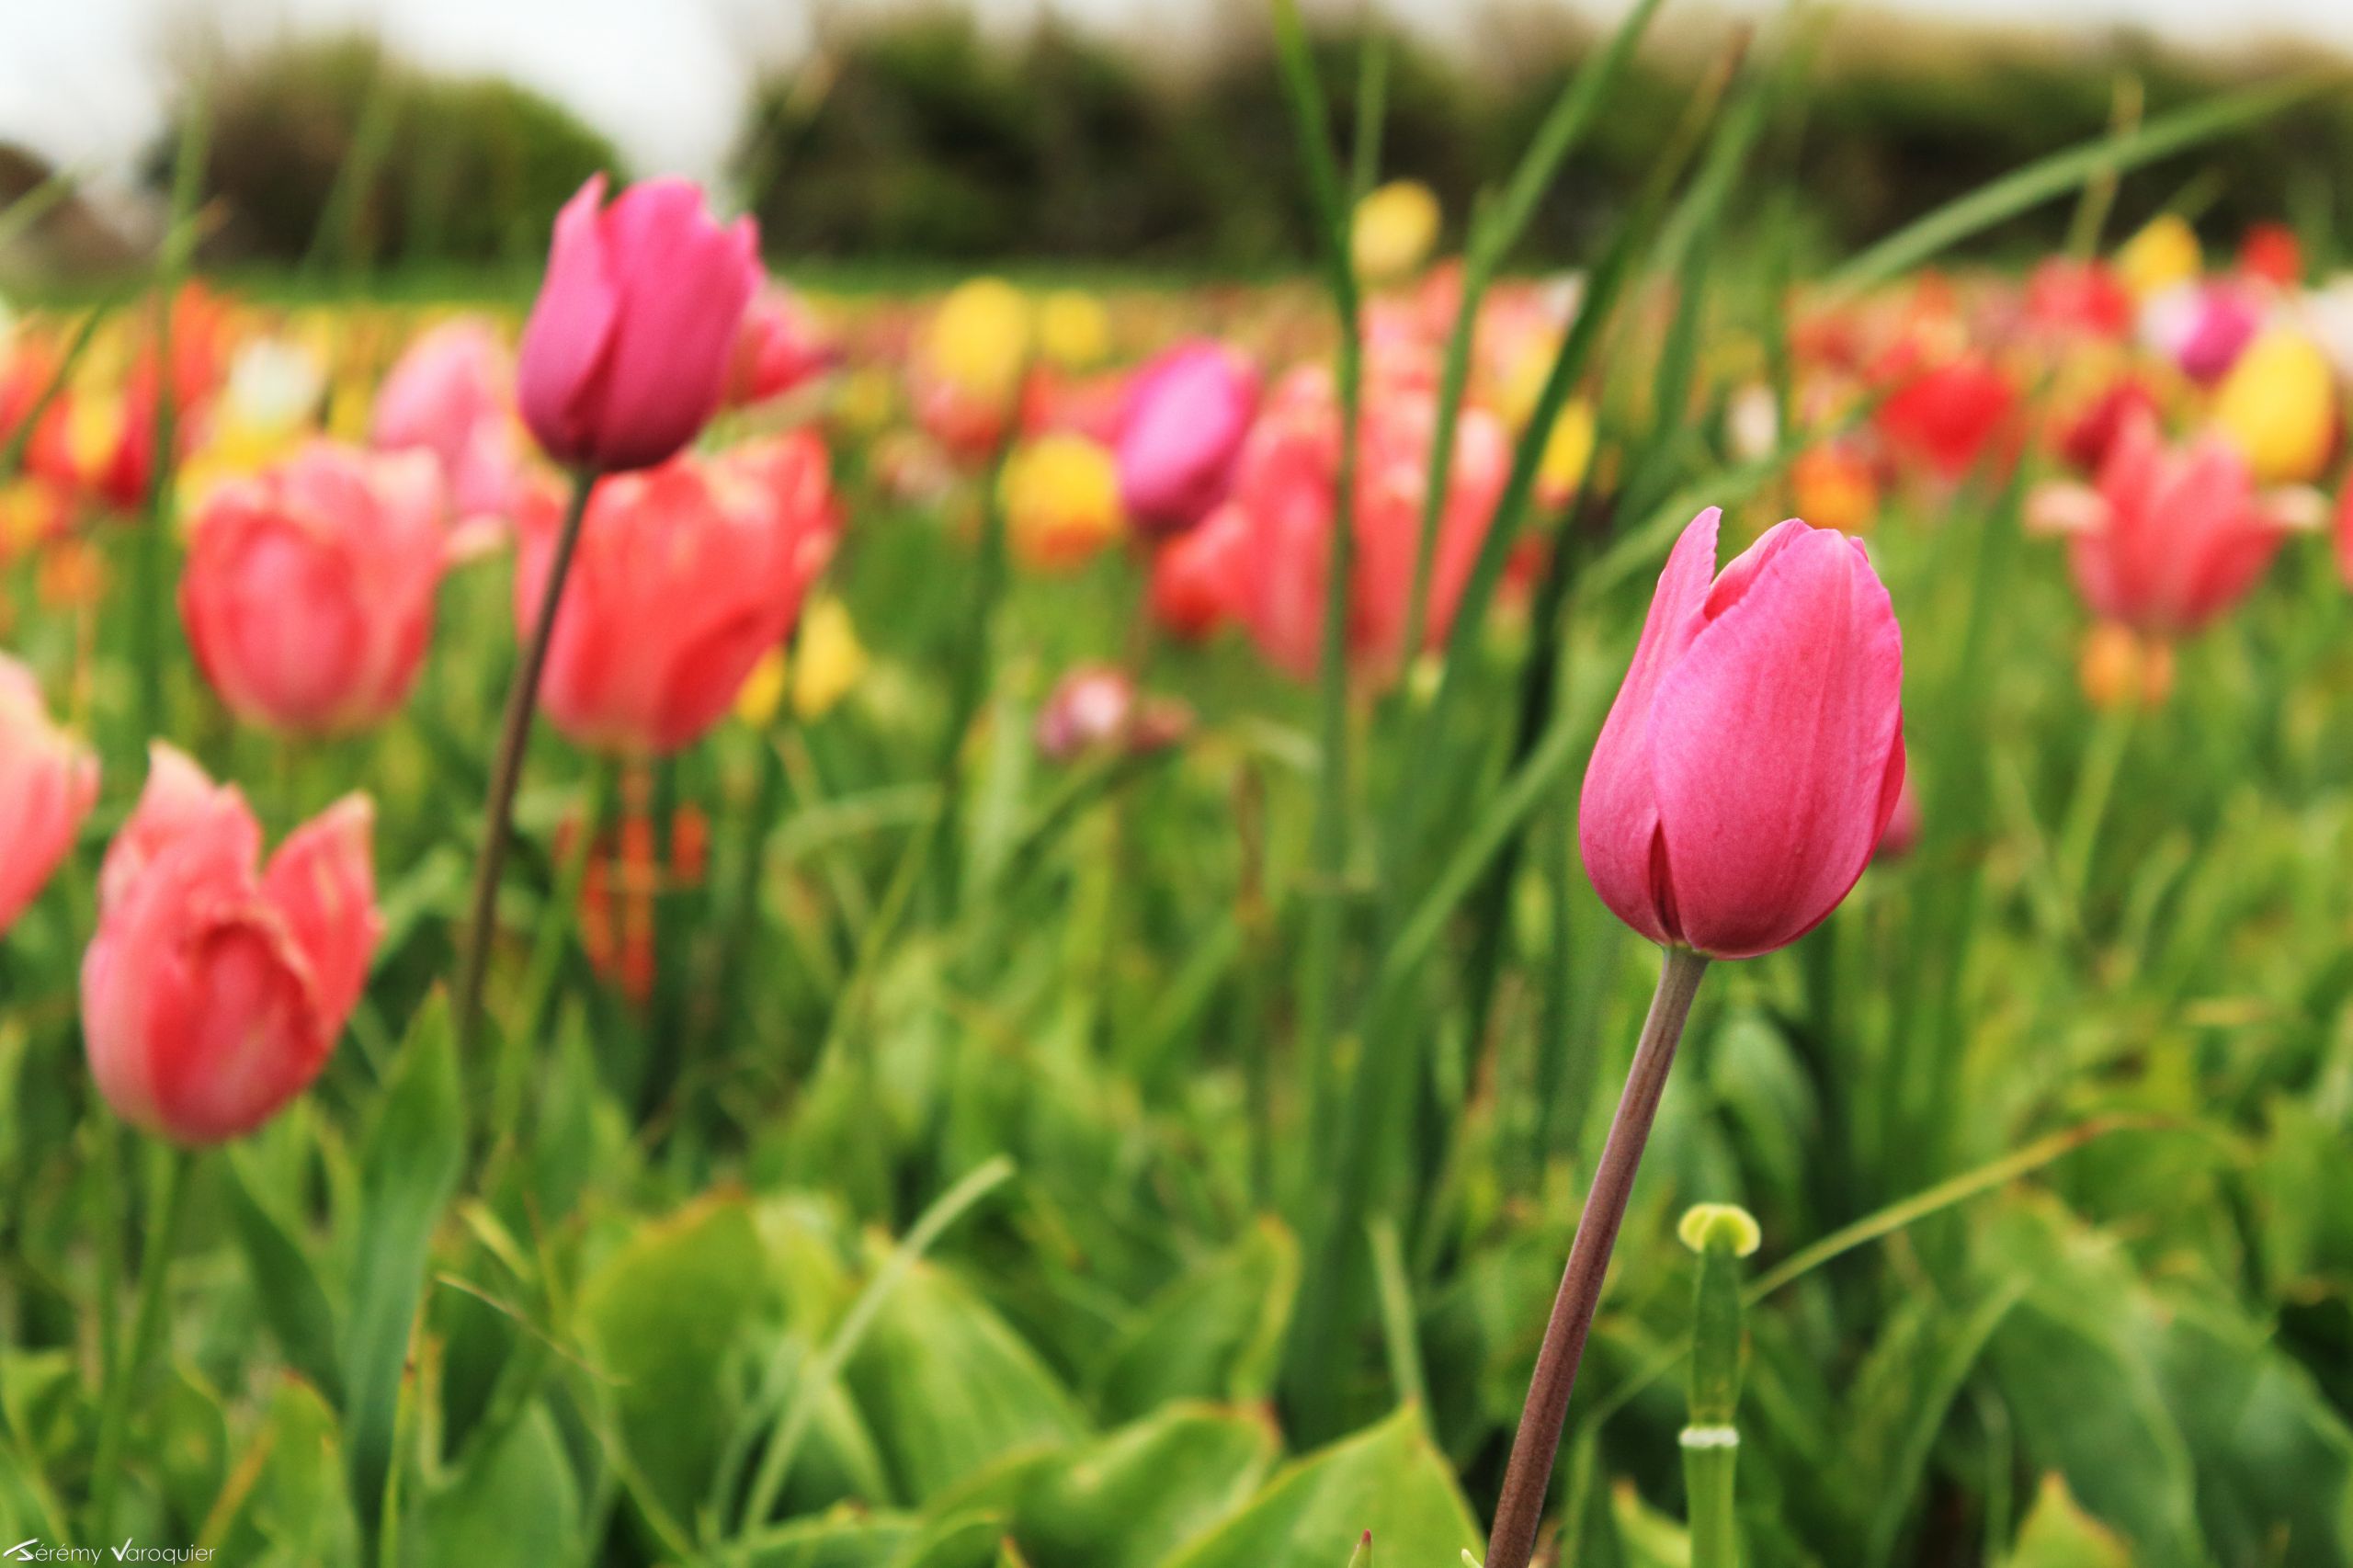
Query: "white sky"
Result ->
[[3, 0, 2347, 192]]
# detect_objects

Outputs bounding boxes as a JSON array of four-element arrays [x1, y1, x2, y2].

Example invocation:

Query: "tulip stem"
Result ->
[[86, 1141, 190, 1539], [1483, 945, 1711, 1568], [453, 467, 598, 1060]]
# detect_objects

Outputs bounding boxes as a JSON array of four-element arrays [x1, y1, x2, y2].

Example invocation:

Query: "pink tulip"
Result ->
[[0, 654, 99, 936], [515, 432, 840, 755], [1579, 510, 1905, 960], [181, 442, 448, 735], [1225, 365, 1509, 682], [517, 176, 762, 474], [1117, 341, 1260, 535], [727, 287, 838, 408], [82, 746, 379, 1143], [2142, 283, 2262, 384], [2066, 412, 2287, 637], [370, 318, 524, 528], [1033, 665, 1191, 762]]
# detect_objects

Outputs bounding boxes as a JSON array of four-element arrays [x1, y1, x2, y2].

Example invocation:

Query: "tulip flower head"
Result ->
[[2211, 329, 2337, 484], [517, 176, 762, 474], [515, 432, 841, 756], [1002, 432, 1125, 572], [1352, 180, 1442, 286], [371, 317, 525, 528], [1149, 502, 1251, 642], [1116, 341, 1260, 536], [1579, 510, 1905, 960], [82, 746, 379, 1144], [0, 653, 99, 937], [181, 442, 449, 735], [727, 287, 838, 409]]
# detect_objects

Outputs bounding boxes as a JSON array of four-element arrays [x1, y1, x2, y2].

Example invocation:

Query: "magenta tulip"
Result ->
[[1116, 340, 1259, 535], [1579, 509, 1905, 960], [517, 175, 762, 474]]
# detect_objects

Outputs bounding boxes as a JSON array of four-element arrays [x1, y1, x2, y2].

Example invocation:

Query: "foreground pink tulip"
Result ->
[[517, 176, 762, 473], [2065, 413, 2287, 637], [82, 747, 379, 1143], [515, 433, 840, 755], [0, 655, 99, 937], [1117, 341, 1260, 535], [181, 443, 448, 735], [370, 318, 525, 528], [1579, 510, 1905, 960]]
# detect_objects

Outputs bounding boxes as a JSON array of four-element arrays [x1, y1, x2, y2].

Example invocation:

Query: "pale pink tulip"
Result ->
[[0, 654, 99, 936]]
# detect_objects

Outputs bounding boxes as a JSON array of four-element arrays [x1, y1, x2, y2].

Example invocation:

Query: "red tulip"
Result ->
[[1223, 366, 1508, 681], [2023, 258, 2134, 339], [370, 318, 524, 528], [1148, 502, 1251, 641], [2238, 223, 2303, 289], [1118, 341, 1261, 535], [181, 443, 448, 735], [1579, 510, 1905, 960], [0, 654, 99, 937], [517, 176, 762, 474], [1875, 356, 2018, 483], [2065, 413, 2287, 637], [82, 746, 379, 1143], [727, 287, 838, 408], [514, 433, 840, 755]]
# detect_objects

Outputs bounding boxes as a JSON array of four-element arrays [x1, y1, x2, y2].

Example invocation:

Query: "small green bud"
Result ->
[[1677, 1202, 1762, 1257]]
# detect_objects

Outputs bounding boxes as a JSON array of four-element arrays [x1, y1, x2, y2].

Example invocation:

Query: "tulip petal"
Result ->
[[517, 176, 620, 464], [1577, 508, 1722, 947], [593, 181, 761, 471], [1648, 525, 1903, 959], [264, 794, 382, 1035]]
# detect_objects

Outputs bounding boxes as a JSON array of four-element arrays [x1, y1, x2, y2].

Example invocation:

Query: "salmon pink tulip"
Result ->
[[2065, 413, 2288, 637], [517, 176, 762, 474], [181, 443, 448, 735], [1579, 509, 1905, 960], [514, 433, 840, 755], [371, 318, 524, 528], [82, 746, 379, 1144], [0, 654, 99, 937]]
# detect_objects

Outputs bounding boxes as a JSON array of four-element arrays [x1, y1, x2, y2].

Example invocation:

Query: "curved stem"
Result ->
[[87, 1142, 190, 1538], [452, 468, 598, 1058], [1483, 945, 1710, 1568]]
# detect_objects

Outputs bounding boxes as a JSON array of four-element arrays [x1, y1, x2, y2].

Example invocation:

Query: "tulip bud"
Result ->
[[517, 176, 762, 474], [0, 653, 99, 937], [82, 746, 379, 1143], [181, 443, 449, 736], [1149, 502, 1250, 641], [517, 433, 840, 755], [1001, 432, 1124, 572], [1116, 341, 1259, 536], [2211, 329, 2337, 484], [1351, 180, 1442, 286], [1578, 510, 1905, 960], [1033, 665, 1191, 762], [2116, 214, 2200, 300]]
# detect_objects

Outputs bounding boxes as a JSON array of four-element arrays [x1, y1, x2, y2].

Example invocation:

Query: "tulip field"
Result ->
[[7, 8, 2353, 1566]]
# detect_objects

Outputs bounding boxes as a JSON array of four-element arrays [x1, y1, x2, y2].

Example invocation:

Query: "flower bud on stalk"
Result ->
[[1678, 1204, 1760, 1568]]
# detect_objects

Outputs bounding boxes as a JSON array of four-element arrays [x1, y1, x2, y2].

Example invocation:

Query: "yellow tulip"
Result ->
[[1537, 401, 1596, 503], [2115, 214, 2200, 300], [1038, 290, 1110, 369], [790, 598, 866, 719], [1000, 432, 1124, 571], [1351, 179, 1441, 286], [926, 278, 1032, 404], [2212, 329, 2336, 483]]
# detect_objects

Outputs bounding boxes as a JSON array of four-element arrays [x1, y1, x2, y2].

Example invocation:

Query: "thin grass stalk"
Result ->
[[86, 1143, 191, 1538]]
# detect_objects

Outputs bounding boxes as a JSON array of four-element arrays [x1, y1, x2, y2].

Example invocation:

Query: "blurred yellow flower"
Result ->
[[2211, 329, 2336, 483], [2116, 214, 2200, 300], [2080, 620, 2175, 710], [926, 278, 1032, 404], [1001, 431, 1124, 571], [1536, 400, 1595, 504], [1351, 179, 1441, 286], [734, 597, 867, 726], [835, 365, 899, 437], [1038, 290, 1110, 369]]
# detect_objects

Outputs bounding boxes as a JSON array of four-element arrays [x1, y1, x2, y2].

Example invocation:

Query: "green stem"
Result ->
[[2054, 696, 2135, 913], [87, 1142, 191, 1538], [452, 468, 598, 1060], [1483, 947, 1710, 1568], [1684, 1434, 1740, 1568]]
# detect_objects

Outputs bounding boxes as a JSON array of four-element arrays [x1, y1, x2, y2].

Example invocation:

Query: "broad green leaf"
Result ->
[[1161, 1405, 1481, 1568], [741, 1507, 920, 1568], [341, 993, 465, 1545], [846, 1259, 1084, 1504], [577, 1194, 769, 1533], [223, 1142, 345, 1403], [1096, 1221, 1300, 1421], [2004, 1473, 2131, 1568], [403, 1406, 584, 1568], [1612, 1478, 1693, 1568], [933, 1404, 1276, 1568]]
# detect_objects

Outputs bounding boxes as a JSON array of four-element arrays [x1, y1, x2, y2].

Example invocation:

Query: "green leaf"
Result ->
[[1095, 1221, 1300, 1422], [576, 1194, 770, 1535], [223, 1142, 346, 1403], [1160, 1405, 1481, 1568], [933, 1404, 1276, 1568], [341, 992, 465, 1547], [2004, 1473, 2131, 1568], [403, 1406, 584, 1568], [741, 1508, 921, 1568], [846, 1260, 1085, 1504]]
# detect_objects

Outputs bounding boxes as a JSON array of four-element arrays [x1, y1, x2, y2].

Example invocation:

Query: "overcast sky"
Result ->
[[5, 0, 2347, 193]]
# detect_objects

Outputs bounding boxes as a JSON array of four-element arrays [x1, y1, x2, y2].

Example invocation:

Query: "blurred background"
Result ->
[[2, 0, 2348, 290]]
